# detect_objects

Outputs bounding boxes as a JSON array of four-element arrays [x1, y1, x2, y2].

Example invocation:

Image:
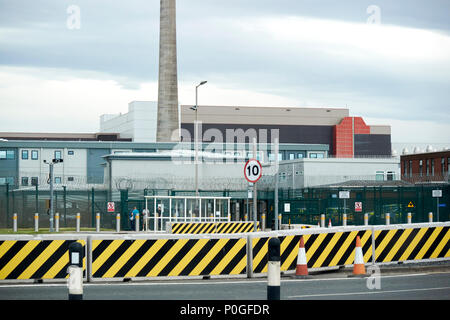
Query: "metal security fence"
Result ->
[[1, 182, 448, 230]]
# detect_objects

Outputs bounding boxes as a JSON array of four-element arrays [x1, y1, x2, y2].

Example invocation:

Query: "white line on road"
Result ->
[[288, 287, 450, 299], [0, 271, 448, 289]]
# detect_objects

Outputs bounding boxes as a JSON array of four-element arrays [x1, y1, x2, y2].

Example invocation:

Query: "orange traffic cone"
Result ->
[[328, 219, 332, 228], [295, 236, 309, 279], [351, 236, 366, 277]]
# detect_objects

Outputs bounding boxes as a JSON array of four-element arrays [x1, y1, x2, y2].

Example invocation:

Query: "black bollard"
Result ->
[[68, 242, 83, 300], [267, 237, 281, 300]]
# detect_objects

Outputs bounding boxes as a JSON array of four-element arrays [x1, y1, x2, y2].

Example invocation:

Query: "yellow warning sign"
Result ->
[[407, 201, 414, 208]]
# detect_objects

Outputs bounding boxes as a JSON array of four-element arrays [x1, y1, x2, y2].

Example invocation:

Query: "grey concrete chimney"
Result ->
[[157, 0, 179, 142]]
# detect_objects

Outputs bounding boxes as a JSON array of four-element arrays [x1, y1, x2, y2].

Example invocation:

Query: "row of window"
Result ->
[[403, 157, 450, 177], [20, 176, 75, 186], [21, 149, 74, 160], [0, 149, 77, 161]]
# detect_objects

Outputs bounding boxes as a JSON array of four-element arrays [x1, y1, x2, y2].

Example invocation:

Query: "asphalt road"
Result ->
[[1, 270, 449, 300]]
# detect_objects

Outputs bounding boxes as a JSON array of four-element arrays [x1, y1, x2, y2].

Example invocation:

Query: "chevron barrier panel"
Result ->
[[373, 224, 449, 263], [0, 235, 87, 281], [168, 222, 260, 234], [89, 234, 248, 280], [250, 227, 373, 274], [0, 222, 448, 282]]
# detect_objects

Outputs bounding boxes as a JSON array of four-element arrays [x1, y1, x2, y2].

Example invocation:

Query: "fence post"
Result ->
[[13, 213, 17, 232], [55, 212, 60, 232], [96, 212, 100, 233], [116, 213, 121, 232], [76, 212, 81, 232], [385, 213, 390, 225], [34, 213, 39, 232], [428, 212, 433, 223]]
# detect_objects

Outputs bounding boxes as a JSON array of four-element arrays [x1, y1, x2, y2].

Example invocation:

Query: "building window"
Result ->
[[31, 177, 38, 186], [68, 150, 74, 155], [289, 153, 295, 160], [31, 150, 39, 160], [22, 150, 29, 160], [403, 160, 407, 176], [387, 171, 395, 181], [21, 177, 29, 186], [310, 153, 317, 158], [55, 177, 62, 184], [0, 177, 14, 185], [68, 177, 74, 182], [54, 150, 62, 160], [442, 158, 445, 175], [376, 171, 384, 181], [431, 159, 434, 176], [426, 159, 430, 176], [448, 158, 450, 174], [297, 153, 304, 159], [409, 160, 412, 177], [0, 150, 15, 160]]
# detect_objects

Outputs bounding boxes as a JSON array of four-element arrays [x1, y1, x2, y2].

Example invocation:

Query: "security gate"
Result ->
[[144, 196, 231, 232]]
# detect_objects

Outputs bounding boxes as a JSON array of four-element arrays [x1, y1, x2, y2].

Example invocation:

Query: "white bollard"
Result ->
[[116, 213, 121, 232], [96, 212, 100, 233], [68, 242, 83, 300], [343, 214, 347, 226], [13, 213, 17, 232], [320, 214, 325, 228], [34, 213, 39, 232], [407, 212, 412, 224], [428, 212, 433, 223], [55, 212, 60, 232], [76, 213, 81, 232], [364, 213, 369, 226], [135, 214, 140, 232], [385, 213, 390, 225], [262, 213, 266, 231]]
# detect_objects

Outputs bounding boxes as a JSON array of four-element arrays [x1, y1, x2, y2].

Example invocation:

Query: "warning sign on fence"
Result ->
[[354, 202, 362, 212], [107, 202, 115, 213]]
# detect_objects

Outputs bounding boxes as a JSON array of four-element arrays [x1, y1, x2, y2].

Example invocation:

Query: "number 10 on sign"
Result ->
[[244, 159, 262, 183]]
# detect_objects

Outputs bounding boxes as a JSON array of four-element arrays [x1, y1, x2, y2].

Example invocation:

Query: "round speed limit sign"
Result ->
[[244, 159, 262, 183]]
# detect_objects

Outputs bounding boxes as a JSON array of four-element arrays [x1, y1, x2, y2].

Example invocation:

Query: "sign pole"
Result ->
[[253, 138, 257, 232]]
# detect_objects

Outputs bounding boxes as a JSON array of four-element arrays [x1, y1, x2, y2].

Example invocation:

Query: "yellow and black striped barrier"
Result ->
[[169, 222, 259, 234], [0, 238, 86, 280], [374, 225, 449, 263], [251, 229, 373, 273], [90, 236, 247, 279]]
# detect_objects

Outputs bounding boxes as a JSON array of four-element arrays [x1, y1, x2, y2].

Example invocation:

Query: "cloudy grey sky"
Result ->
[[0, 0, 449, 146]]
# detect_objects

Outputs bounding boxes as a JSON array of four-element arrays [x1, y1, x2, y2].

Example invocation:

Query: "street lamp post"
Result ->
[[44, 158, 63, 232], [191, 81, 207, 198]]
